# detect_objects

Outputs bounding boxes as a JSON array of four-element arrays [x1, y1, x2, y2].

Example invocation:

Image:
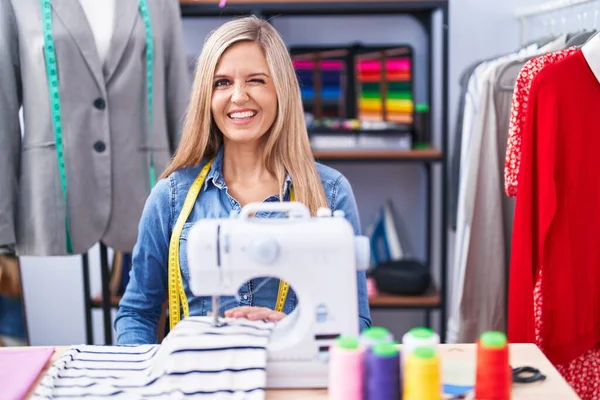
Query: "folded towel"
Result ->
[[32, 317, 275, 400]]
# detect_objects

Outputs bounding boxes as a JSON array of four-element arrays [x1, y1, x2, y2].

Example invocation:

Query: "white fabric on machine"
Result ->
[[32, 317, 275, 399]]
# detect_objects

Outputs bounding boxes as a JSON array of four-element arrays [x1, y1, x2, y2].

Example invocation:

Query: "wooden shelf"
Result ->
[[369, 285, 441, 309], [179, 0, 448, 16], [181, 0, 446, 4], [91, 295, 121, 309], [313, 148, 442, 161]]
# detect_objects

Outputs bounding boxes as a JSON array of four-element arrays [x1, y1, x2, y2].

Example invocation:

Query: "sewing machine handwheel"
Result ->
[[239, 202, 311, 220]]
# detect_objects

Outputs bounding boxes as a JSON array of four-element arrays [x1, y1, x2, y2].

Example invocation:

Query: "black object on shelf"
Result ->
[[368, 259, 432, 296], [414, 103, 431, 147]]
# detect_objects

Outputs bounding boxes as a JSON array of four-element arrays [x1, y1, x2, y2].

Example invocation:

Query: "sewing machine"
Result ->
[[186, 201, 370, 389]]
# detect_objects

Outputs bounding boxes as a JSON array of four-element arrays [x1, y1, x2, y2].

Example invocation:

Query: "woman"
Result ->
[[115, 16, 371, 345]]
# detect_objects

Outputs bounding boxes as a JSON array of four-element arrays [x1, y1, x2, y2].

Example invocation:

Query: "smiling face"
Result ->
[[211, 41, 278, 146]]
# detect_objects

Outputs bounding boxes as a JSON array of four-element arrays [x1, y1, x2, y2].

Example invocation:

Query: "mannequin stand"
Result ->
[[81, 243, 113, 345]]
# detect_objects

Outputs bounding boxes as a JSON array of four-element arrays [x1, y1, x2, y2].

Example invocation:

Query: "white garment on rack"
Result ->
[[78, 0, 116, 65], [32, 317, 275, 400]]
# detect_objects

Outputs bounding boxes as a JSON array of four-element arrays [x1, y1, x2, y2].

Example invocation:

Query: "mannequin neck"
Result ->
[[78, 0, 116, 65]]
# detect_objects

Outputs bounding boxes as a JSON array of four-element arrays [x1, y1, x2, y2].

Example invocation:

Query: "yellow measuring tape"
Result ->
[[168, 159, 292, 329]]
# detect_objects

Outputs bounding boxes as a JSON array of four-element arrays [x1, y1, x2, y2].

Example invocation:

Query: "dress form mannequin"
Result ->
[[0, 0, 189, 256], [0, 0, 190, 345]]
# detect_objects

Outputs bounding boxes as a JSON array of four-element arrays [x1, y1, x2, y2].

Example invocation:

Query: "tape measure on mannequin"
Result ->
[[41, 0, 156, 253], [168, 159, 292, 329], [138, 0, 157, 187]]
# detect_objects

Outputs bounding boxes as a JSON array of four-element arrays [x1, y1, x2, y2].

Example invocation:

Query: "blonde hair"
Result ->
[[161, 16, 327, 215]]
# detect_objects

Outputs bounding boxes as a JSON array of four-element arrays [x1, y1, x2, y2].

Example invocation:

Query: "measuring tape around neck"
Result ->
[[168, 159, 292, 329], [41, 0, 156, 253]]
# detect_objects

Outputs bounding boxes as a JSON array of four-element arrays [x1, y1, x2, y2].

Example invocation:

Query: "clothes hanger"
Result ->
[[565, 29, 597, 47], [495, 57, 535, 92], [564, 8, 600, 47], [494, 32, 567, 93], [494, 18, 560, 93], [495, 13, 577, 93]]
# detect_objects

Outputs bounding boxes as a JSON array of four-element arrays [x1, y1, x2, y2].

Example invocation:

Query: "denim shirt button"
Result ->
[[242, 294, 248, 300]]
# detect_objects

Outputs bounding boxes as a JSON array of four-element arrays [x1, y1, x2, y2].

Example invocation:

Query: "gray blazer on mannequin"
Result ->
[[0, 0, 190, 256]]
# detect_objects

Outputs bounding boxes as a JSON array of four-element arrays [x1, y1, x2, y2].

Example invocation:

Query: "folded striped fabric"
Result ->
[[32, 317, 275, 399]]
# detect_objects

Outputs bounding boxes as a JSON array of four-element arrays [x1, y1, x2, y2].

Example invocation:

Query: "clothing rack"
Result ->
[[515, 0, 598, 44], [516, 0, 595, 17]]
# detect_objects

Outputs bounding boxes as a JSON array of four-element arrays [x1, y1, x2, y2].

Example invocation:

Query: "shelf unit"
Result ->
[[87, 0, 450, 344], [180, 0, 450, 341]]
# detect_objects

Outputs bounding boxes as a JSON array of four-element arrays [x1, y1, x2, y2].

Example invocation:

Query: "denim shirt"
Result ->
[[114, 147, 372, 344]]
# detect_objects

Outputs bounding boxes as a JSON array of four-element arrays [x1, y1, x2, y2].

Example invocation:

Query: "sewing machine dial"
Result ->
[[249, 236, 280, 265]]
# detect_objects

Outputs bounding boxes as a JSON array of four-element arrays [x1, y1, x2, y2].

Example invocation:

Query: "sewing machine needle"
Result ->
[[212, 296, 220, 326]]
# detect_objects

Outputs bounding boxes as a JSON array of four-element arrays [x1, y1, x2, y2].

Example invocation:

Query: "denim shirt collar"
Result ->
[[204, 146, 293, 197]]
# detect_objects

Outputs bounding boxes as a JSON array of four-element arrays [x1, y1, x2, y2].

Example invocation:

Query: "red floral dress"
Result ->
[[508, 47, 600, 399], [535, 269, 600, 399], [504, 47, 579, 197]]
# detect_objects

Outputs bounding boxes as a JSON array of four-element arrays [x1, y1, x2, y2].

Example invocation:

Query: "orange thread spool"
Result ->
[[474, 331, 511, 400]]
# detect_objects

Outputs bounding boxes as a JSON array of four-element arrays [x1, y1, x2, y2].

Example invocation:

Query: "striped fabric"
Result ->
[[32, 317, 275, 399]]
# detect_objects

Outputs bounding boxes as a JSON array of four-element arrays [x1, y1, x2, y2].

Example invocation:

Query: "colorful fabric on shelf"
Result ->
[[300, 87, 341, 101], [356, 56, 414, 123], [359, 98, 413, 113], [293, 58, 344, 111], [357, 71, 412, 82], [292, 60, 344, 70], [504, 47, 579, 197]]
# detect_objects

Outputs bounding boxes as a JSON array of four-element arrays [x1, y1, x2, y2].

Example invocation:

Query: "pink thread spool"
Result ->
[[218, 0, 227, 8], [328, 336, 365, 400]]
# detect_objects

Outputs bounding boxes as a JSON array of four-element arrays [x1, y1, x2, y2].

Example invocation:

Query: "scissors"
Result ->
[[512, 365, 547, 384]]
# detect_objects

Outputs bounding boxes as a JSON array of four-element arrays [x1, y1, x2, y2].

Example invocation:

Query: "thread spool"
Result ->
[[328, 336, 364, 400], [366, 342, 401, 400], [367, 277, 379, 298], [402, 327, 440, 358], [474, 331, 511, 400], [403, 346, 441, 400], [360, 326, 394, 349]]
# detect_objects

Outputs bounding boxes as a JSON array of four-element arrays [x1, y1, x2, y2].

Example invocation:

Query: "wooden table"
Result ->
[[15, 343, 579, 399]]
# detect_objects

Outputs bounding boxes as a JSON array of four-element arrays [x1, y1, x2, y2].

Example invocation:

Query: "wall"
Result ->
[[19, 0, 544, 346]]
